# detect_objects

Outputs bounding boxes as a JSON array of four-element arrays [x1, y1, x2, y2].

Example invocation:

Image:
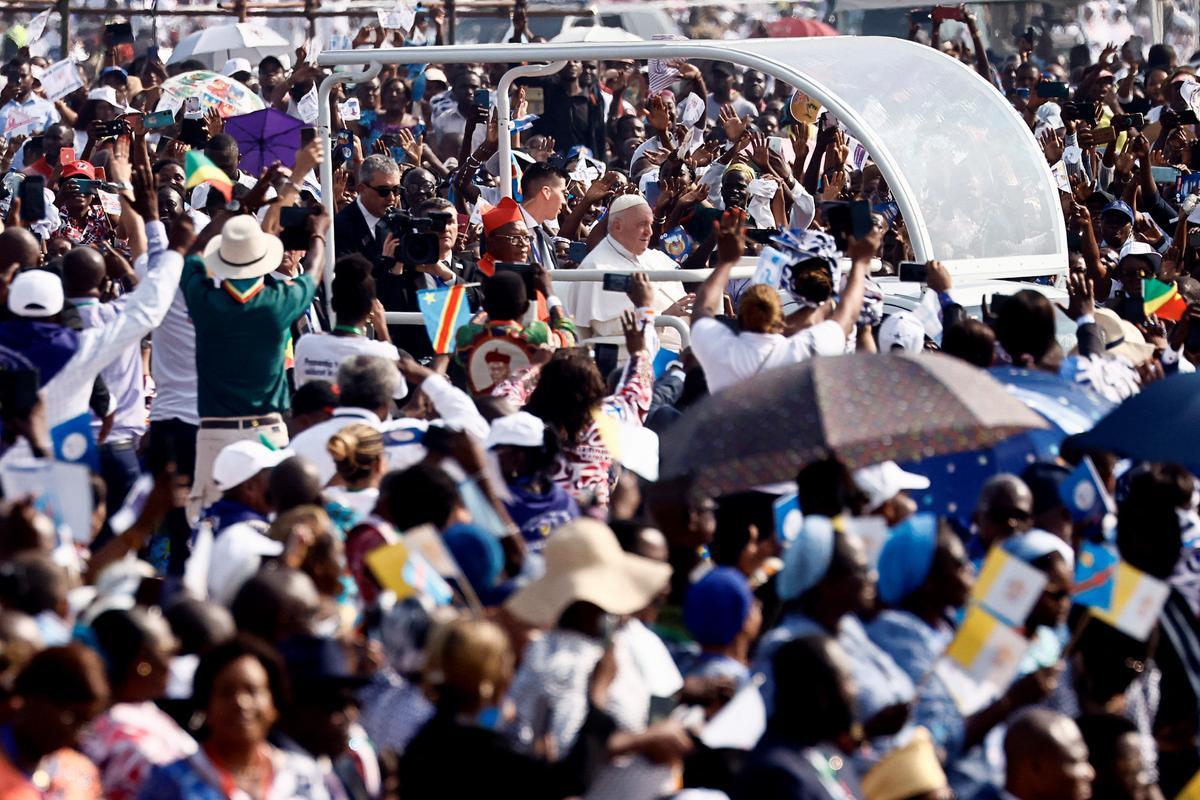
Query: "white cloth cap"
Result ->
[[86, 87, 119, 107], [211, 441, 291, 491], [7, 270, 64, 317], [486, 411, 545, 449], [853, 461, 930, 512], [879, 312, 925, 354], [609, 194, 650, 217], [222, 57, 253, 77]]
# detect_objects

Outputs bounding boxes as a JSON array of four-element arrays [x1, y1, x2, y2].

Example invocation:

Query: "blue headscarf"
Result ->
[[443, 524, 505, 602], [777, 516, 836, 601], [877, 513, 939, 606], [1001, 529, 1075, 569], [684, 567, 754, 646]]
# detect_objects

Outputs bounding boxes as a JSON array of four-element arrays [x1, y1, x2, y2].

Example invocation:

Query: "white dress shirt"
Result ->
[[691, 316, 847, 394], [43, 221, 184, 431], [287, 373, 489, 485]]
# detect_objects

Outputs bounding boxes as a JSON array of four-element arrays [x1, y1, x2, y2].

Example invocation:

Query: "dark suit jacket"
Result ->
[[334, 202, 382, 262], [528, 224, 562, 272]]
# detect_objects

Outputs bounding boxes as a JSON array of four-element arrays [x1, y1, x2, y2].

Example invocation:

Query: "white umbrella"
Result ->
[[167, 23, 290, 71], [550, 26, 644, 43]]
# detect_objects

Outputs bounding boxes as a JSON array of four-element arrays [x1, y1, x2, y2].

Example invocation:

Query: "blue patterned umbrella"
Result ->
[[900, 367, 1115, 528]]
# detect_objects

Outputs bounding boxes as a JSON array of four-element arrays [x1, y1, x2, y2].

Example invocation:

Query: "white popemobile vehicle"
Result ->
[[313, 36, 1069, 345]]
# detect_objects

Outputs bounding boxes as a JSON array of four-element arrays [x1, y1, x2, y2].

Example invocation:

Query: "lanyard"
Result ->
[[333, 325, 364, 336], [802, 748, 855, 800], [205, 744, 274, 800]]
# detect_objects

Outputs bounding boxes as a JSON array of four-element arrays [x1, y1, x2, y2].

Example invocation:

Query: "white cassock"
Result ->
[[561, 236, 687, 349]]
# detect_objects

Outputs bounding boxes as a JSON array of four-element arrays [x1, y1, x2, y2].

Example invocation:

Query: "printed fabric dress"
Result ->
[[491, 349, 653, 511]]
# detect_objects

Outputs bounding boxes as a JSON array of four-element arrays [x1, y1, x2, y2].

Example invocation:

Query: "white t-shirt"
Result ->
[[293, 333, 407, 400], [136, 232, 198, 425], [690, 316, 846, 394]]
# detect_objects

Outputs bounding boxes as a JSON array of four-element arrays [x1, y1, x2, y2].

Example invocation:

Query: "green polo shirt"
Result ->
[[181, 256, 318, 418]]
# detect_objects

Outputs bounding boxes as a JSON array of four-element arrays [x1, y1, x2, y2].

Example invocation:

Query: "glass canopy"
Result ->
[[319, 36, 1066, 278]]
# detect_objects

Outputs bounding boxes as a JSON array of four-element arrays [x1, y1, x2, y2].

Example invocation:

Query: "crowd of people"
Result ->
[[2, 1, 1200, 798]]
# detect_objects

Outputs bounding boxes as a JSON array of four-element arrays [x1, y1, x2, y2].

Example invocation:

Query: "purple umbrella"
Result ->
[[223, 108, 303, 176]]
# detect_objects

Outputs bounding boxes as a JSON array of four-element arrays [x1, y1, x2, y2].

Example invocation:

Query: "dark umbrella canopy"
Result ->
[[1070, 372, 1200, 471], [659, 352, 1049, 500]]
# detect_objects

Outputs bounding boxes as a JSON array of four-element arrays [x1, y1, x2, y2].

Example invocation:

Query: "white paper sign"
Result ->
[[700, 679, 766, 750], [338, 97, 361, 120], [677, 92, 705, 128], [296, 86, 319, 124], [39, 59, 83, 102], [3, 107, 43, 138], [26, 9, 51, 43], [98, 189, 122, 216], [378, 2, 415, 31]]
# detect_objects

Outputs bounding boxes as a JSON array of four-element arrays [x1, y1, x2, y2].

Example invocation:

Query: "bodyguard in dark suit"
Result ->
[[518, 162, 570, 271], [333, 154, 402, 262]]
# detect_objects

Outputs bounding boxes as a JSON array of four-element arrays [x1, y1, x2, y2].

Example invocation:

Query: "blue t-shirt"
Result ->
[[503, 481, 580, 549]]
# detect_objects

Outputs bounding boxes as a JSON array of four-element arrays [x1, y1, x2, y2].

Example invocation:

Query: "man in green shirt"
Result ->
[[183, 211, 329, 514]]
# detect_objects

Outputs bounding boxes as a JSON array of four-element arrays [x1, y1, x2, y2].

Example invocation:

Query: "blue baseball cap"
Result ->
[[1101, 200, 1135, 223]]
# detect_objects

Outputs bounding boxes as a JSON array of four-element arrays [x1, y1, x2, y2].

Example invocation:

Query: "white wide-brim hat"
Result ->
[[203, 215, 284, 282]]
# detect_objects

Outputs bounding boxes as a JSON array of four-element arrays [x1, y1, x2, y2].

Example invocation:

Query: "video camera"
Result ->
[[382, 210, 453, 269]]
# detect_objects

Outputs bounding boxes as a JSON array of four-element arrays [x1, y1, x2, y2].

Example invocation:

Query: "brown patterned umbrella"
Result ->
[[659, 352, 1049, 499]]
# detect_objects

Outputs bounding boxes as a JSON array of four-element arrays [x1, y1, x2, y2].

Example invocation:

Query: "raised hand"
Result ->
[[718, 103, 748, 142]]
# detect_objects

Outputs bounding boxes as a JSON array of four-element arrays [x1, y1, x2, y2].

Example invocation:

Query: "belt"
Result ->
[[199, 415, 282, 430]]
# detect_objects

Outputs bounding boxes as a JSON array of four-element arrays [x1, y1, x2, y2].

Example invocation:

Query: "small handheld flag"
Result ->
[[972, 546, 1048, 629], [365, 540, 454, 606], [418, 284, 471, 355], [184, 150, 233, 202], [944, 605, 1030, 694], [1059, 456, 1115, 524], [660, 226, 695, 265], [1089, 561, 1169, 641], [773, 493, 802, 546], [1144, 278, 1188, 321], [1072, 540, 1118, 609]]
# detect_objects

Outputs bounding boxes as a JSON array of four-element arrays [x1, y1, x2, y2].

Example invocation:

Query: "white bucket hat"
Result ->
[[203, 215, 285, 281], [505, 518, 672, 628]]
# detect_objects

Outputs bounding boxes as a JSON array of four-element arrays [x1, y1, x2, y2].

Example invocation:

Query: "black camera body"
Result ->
[[382, 210, 452, 269]]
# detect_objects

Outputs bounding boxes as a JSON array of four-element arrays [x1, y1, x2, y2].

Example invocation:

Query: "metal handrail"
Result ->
[[380, 313, 694, 349]]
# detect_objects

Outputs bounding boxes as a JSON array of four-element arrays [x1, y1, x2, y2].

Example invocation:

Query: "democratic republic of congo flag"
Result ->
[[418, 284, 470, 354]]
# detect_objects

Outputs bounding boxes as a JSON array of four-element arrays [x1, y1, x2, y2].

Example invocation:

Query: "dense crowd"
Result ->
[[2, 2, 1200, 799]]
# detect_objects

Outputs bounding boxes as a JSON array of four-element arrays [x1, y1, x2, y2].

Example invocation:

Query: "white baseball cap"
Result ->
[[86, 87, 120, 107], [212, 441, 291, 491], [486, 411, 545, 449], [879, 312, 925, 354], [853, 461, 930, 513], [7, 270, 64, 318], [222, 57, 253, 77]]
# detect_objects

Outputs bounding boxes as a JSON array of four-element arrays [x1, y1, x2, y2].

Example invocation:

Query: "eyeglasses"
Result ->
[[491, 233, 530, 244], [369, 184, 402, 197]]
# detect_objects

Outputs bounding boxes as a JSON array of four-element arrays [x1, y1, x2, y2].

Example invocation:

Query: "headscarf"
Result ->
[[684, 567, 754, 646], [876, 513, 939, 606], [777, 515, 836, 601], [1001, 529, 1075, 569]]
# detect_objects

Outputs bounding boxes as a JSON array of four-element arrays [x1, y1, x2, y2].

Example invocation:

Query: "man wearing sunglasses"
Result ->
[[334, 154, 401, 261]]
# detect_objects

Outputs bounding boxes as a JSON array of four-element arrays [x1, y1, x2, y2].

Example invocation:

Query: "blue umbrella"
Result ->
[[223, 108, 303, 176], [900, 367, 1115, 528], [1071, 372, 1200, 471]]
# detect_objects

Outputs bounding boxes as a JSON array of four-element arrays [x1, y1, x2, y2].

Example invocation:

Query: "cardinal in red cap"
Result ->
[[479, 197, 531, 277]]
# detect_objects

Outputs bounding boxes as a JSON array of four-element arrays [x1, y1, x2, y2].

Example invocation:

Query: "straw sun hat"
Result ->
[[505, 519, 672, 628]]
